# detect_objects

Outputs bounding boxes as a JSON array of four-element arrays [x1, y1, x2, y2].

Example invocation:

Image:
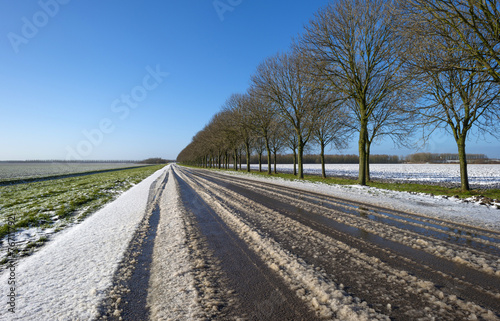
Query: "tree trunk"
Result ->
[[274, 151, 277, 174], [320, 141, 326, 179], [293, 149, 297, 176], [365, 153, 370, 182], [234, 149, 238, 171], [258, 152, 262, 172], [265, 138, 272, 175], [365, 139, 371, 182], [239, 149, 243, 170], [457, 137, 470, 191], [245, 142, 251, 172], [358, 118, 368, 185], [297, 134, 304, 179]]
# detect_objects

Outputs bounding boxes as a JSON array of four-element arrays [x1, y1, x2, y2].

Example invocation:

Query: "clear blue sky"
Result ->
[[1, 0, 499, 161]]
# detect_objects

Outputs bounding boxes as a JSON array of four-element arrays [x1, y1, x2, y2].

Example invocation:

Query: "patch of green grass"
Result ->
[[0, 164, 166, 241], [367, 181, 500, 200], [196, 166, 500, 201], [21, 236, 49, 256]]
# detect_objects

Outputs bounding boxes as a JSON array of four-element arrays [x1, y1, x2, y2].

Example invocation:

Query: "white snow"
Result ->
[[243, 163, 500, 187], [0, 166, 167, 320], [147, 166, 202, 320], [219, 169, 500, 232]]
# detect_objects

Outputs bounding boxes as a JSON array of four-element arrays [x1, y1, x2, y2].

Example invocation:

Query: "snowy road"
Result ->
[[2, 164, 500, 320], [159, 165, 499, 320], [106, 165, 500, 320]]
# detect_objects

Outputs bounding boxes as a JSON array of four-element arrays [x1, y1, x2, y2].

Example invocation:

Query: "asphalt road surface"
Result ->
[[99, 165, 500, 320]]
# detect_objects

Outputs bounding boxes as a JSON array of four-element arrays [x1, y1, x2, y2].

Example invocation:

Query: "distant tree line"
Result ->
[[137, 158, 172, 164], [404, 153, 490, 164], [216, 153, 493, 165], [177, 0, 500, 191], [246, 154, 401, 164]]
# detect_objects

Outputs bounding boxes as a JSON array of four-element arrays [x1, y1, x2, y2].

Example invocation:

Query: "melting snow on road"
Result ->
[[222, 169, 500, 232], [147, 166, 202, 320]]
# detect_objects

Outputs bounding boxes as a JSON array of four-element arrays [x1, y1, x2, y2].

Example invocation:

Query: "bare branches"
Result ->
[[401, 0, 500, 82], [400, 0, 500, 191], [251, 50, 325, 179], [299, 0, 412, 184], [178, 0, 498, 188]]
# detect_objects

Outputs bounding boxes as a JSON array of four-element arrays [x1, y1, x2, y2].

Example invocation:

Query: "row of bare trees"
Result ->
[[178, 0, 500, 191]]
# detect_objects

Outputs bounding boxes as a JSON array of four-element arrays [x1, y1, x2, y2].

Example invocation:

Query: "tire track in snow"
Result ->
[[195, 168, 500, 256], [172, 166, 321, 320], [145, 166, 203, 320], [96, 168, 169, 320], [193, 168, 500, 279], [178, 166, 500, 320], [175, 165, 389, 320]]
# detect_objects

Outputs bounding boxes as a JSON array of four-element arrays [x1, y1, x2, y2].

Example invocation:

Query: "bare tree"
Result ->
[[402, 0, 500, 83], [248, 87, 280, 175], [223, 93, 255, 172], [251, 51, 323, 179], [313, 102, 350, 178], [300, 0, 411, 185], [341, 88, 418, 181], [212, 109, 242, 170], [177, 110, 236, 168], [400, 2, 500, 191], [416, 54, 499, 190], [282, 122, 299, 176], [253, 137, 266, 172], [268, 120, 285, 174]]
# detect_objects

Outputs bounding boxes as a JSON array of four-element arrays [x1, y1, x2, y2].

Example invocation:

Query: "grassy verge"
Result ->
[[0, 164, 166, 244], [187, 165, 500, 201]]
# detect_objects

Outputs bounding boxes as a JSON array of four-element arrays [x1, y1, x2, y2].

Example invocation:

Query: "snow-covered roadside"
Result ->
[[241, 164, 500, 188], [0, 166, 168, 320], [147, 166, 202, 320], [217, 170, 500, 232]]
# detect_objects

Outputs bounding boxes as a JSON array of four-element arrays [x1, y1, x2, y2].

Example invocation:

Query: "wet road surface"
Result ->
[[99, 165, 500, 320]]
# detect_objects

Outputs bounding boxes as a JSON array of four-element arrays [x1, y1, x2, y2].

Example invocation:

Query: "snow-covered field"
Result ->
[[245, 164, 500, 188], [0, 162, 143, 182]]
